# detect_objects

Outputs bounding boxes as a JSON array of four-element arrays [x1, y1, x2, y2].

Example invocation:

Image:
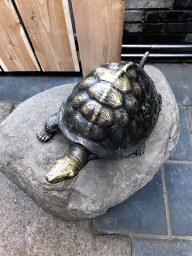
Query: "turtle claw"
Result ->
[[36, 130, 53, 142], [135, 143, 145, 156], [45, 169, 76, 184], [135, 149, 144, 156]]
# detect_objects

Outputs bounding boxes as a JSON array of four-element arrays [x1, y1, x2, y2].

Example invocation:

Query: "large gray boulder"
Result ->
[[0, 66, 179, 220]]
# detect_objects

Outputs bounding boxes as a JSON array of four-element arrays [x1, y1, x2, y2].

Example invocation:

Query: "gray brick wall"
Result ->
[[123, 0, 192, 44], [125, 0, 174, 9]]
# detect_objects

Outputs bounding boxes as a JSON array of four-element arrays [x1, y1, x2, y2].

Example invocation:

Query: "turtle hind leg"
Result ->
[[45, 144, 89, 184], [36, 113, 60, 142]]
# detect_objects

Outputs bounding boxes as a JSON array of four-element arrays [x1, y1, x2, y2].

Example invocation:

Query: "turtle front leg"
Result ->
[[46, 143, 89, 184], [36, 113, 60, 142]]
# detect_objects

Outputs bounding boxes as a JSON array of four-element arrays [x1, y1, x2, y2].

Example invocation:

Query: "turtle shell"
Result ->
[[58, 62, 162, 158]]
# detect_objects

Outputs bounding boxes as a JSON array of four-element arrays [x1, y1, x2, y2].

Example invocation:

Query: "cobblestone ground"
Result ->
[[1, 64, 192, 255]]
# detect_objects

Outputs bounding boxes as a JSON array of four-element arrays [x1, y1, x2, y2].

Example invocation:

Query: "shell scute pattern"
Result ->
[[80, 100, 101, 121], [133, 82, 143, 101], [127, 66, 137, 78], [72, 112, 105, 141], [80, 100, 113, 127], [95, 68, 118, 82], [98, 107, 114, 127], [125, 93, 139, 114], [61, 61, 161, 158], [88, 82, 124, 109], [72, 91, 89, 108], [114, 108, 129, 126], [78, 76, 97, 90], [112, 72, 132, 94]]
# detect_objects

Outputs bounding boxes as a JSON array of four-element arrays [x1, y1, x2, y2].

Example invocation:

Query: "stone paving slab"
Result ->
[[0, 76, 46, 102], [0, 102, 12, 123], [169, 106, 192, 161], [0, 75, 82, 102], [93, 105, 192, 239], [1, 64, 192, 106], [165, 164, 192, 236], [1, 64, 192, 255], [46, 76, 82, 90], [0, 172, 132, 256], [133, 238, 192, 256], [154, 64, 192, 105], [93, 170, 168, 236], [187, 106, 192, 133]]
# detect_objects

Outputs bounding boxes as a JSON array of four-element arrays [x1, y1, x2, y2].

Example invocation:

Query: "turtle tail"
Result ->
[[46, 144, 89, 184], [139, 51, 150, 69]]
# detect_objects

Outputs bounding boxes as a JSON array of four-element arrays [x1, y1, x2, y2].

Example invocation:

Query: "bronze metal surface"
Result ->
[[46, 144, 88, 184], [88, 82, 124, 109], [78, 76, 97, 89], [37, 52, 162, 184]]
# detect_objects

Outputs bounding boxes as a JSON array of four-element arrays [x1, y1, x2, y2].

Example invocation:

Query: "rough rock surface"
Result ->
[[0, 66, 179, 220]]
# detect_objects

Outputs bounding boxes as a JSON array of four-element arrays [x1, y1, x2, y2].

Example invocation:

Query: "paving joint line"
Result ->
[[43, 77, 48, 91], [186, 105, 192, 142], [129, 235, 134, 256], [166, 160, 192, 165], [186, 106, 192, 126], [130, 234, 192, 241], [10, 103, 15, 114], [162, 165, 172, 237], [92, 225, 135, 255], [178, 104, 192, 107], [0, 101, 21, 104], [93, 229, 192, 242]]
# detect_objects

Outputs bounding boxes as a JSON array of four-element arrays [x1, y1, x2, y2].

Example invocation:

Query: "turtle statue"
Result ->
[[37, 52, 162, 184]]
